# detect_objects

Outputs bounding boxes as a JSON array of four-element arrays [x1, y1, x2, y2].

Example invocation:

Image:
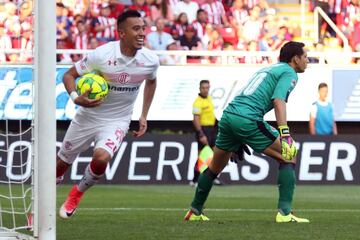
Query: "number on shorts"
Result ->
[[105, 139, 116, 153]]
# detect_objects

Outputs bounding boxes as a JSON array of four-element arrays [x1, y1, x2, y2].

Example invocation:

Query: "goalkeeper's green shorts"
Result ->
[[215, 112, 279, 153]]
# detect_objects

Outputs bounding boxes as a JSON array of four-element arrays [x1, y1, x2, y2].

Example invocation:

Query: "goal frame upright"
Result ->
[[33, 0, 57, 238]]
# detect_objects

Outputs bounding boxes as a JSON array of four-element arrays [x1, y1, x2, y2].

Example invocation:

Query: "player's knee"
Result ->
[[91, 149, 111, 175], [93, 148, 111, 163]]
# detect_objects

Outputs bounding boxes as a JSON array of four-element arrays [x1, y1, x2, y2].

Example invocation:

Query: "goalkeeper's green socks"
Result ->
[[190, 167, 217, 214], [277, 163, 296, 215]]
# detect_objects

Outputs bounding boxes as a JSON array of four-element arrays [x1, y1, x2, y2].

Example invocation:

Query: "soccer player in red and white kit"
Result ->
[[57, 10, 159, 219]]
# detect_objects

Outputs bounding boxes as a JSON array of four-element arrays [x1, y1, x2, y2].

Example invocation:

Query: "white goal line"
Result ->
[[78, 207, 360, 213]]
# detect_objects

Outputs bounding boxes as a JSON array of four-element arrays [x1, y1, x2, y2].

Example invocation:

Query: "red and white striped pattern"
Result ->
[[74, 33, 89, 50], [95, 16, 117, 39], [192, 20, 206, 39], [201, 1, 226, 25]]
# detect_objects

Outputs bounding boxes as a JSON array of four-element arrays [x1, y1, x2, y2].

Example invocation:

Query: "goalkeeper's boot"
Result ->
[[59, 185, 84, 219], [184, 209, 209, 221], [276, 212, 310, 223]]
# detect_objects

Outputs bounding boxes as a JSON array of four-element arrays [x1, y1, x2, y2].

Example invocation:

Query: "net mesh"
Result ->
[[0, 86, 34, 237], [0, 0, 35, 237]]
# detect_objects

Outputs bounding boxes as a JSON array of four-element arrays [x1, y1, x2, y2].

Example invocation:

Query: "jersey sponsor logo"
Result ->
[[116, 72, 130, 84], [109, 85, 139, 92]]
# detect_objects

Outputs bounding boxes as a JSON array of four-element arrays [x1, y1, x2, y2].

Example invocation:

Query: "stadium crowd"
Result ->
[[0, 0, 359, 64]]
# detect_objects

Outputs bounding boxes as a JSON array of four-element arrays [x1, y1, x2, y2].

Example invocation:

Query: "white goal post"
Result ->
[[0, 0, 56, 239], [33, 0, 56, 238]]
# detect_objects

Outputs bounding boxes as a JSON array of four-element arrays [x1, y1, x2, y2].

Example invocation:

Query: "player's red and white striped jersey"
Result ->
[[74, 41, 159, 123], [201, 1, 225, 25]]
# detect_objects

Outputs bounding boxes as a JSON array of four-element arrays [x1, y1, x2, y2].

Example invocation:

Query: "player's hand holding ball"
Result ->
[[74, 73, 109, 108], [278, 125, 297, 162]]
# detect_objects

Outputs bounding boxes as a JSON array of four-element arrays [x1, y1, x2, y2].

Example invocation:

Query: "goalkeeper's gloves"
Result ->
[[230, 143, 251, 163], [278, 125, 297, 162]]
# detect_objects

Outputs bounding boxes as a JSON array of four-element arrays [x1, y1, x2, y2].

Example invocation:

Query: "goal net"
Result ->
[[0, 0, 56, 239]]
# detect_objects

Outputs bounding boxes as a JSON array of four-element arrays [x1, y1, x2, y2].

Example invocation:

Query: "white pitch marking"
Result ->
[[78, 207, 360, 213]]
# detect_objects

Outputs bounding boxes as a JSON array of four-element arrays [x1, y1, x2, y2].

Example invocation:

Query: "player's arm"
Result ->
[[133, 78, 157, 138], [273, 98, 287, 126], [193, 114, 208, 145], [272, 72, 298, 161], [63, 66, 102, 108], [309, 104, 317, 135], [309, 116, 316, 135], [274, 98, 297, 162], [333, 121, 338, 135]]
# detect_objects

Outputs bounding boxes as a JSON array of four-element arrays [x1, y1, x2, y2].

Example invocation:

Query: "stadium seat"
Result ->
[[217, 27, 237, 45]]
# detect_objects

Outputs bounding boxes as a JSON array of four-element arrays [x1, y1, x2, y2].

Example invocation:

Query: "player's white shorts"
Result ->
[[58, 119, 128, 164]]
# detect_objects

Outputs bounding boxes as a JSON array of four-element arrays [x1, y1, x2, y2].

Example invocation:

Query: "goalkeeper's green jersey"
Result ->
[[225, 62, 298, 121]]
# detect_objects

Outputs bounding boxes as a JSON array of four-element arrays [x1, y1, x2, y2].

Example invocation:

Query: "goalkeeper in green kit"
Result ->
[[184, 41, 310, 223]]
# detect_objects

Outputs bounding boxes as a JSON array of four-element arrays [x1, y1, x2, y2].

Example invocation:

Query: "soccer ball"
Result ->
[[77, 73, 109, 100]]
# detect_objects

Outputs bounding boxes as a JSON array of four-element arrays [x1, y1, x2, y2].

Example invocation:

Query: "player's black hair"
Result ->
[[318, 82, 328, 90], [279, 41, 305, 63], [199, 80, 210, 86], [117, 10, 141, 29]]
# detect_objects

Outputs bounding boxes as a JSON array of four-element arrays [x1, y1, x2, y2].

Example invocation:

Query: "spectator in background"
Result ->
[[171, 12, 189, 37], [108, 0, 125, 18], [56, 3, 71, 44], [160, 40, 182, 64], [71, 20, 89, 62], [92, 3, 117, 44], [192, 9, 208, 41], [89, 0, 102, 17], [0, 24, 12, 62], [309, 82, 338, 135], [207, 28, 223, 51], [149, 0, 174, 25], [128, 0, 151, 24], [74, 20, 89, 50], [271, 26, 291, 50], [88, 36, 99, 49], [229, 0, 249, 30], [56, 38, 73, 64], [18, 28, 33, 63], [146, 18, 174, 50], [242, 5, 262, 42], [202, 0, 229, 26], [19, 1, 33, 34], [174, 0, 199, 23], [179, 25, 202, 62], [201, 23, 213, 49], [241, 40, 264, 64], [62, 0, 89, 17], [179, 24, 202, 50]]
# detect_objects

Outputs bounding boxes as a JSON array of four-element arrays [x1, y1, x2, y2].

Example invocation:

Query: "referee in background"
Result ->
[[190, 80, 222, 186]]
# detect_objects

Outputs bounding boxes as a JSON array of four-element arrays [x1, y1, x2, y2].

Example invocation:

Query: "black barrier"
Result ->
[[1, 133, 359, 184]]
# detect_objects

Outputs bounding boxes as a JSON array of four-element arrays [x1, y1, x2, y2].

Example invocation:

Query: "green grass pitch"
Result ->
[[53, 185, 360, 240]]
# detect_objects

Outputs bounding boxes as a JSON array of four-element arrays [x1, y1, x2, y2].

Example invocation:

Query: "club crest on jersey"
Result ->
[[291, 79, 297, 87], [116, 72, 130, 84]]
